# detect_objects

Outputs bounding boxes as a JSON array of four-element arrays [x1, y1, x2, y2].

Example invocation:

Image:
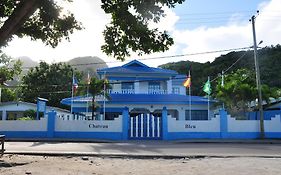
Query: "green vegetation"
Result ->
[[1, 0, 185, 60], [215, 69, 280, 116], [88, 77, 111, 118], [0, 53, 22, 102], [160, 45, 281, 96], [0, 0, 82, 47], [0, 53, 22, 85], [21, 62, 81, 108], [160, 45, 281, 113]]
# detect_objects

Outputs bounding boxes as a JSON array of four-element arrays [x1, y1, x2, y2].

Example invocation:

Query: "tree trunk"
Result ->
[[0, 0, 39, 46], [92, 97, 96, 120]]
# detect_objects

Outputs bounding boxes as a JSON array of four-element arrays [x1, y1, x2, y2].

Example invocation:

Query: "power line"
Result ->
[[17, 46, 251, 69], [176, 10, 255, 16]]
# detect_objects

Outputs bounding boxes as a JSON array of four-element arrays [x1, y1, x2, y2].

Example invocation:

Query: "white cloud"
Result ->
[[170, 0, 281, 63]]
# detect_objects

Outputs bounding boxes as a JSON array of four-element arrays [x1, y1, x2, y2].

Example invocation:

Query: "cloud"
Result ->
[[170, 0, 281, 63]]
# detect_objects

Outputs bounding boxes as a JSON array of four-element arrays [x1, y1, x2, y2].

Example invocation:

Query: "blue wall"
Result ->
[[1, 108, 281, 140]]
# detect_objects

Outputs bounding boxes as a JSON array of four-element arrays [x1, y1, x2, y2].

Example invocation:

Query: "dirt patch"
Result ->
[[0, 154, 281, 175]]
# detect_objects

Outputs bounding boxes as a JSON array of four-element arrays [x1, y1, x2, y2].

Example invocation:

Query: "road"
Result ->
[[4, 141, 281, 157]]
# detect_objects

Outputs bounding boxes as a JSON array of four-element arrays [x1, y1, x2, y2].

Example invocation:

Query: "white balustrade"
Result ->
[[107, 89, 167, 94]]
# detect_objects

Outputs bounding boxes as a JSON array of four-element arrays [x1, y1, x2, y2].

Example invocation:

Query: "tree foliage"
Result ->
[[160, 45, 281, 96], [0, 0, 82, 47], [101, 0, 185, 60], [0, 88, 17, 102], [0, 53, 22, 102], [88, 77, 110, 118], [0, 0, 185, 60], [21, 61, 81, 108], [0, 53, 22, 85], [215, 69, 280, 116]]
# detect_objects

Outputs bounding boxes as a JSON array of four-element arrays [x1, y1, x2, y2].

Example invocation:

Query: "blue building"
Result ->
[[61, 60, 213, 122], [1, 60, 280, 141]]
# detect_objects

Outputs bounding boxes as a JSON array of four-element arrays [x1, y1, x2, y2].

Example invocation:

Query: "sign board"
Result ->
[[37, 98, 48, 120]]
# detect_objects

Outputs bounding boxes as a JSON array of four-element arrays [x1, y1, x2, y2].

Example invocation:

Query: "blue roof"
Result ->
[[97, 60, 178, 77], [61, 94, 214, 106]]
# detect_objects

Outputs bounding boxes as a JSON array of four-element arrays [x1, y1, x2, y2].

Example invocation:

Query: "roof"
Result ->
[[61, 94, 215, 105], [0, 101, 70, 113], [97, 60, 178, 77]]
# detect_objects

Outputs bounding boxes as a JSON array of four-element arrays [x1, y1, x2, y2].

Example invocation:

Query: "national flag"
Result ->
[[203, 79, 211, 95], [183, 70, 191, 88], [86, 72, 91, 85], [72, 76, 78, 93], [183, 76, 191, 88]]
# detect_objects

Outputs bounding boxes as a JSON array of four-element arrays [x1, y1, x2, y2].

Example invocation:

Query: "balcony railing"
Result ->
[[148, 89, 167, 94], [107, 89, 167, 94], [107, 89, 135, 94]]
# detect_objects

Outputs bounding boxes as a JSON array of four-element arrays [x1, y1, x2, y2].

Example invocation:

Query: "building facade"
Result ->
[[62, 60, 213, 121]]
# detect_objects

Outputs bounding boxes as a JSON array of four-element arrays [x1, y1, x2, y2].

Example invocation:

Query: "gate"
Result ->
[[129, 113, 162, 140]]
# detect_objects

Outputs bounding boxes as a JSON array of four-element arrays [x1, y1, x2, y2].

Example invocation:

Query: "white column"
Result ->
[[135, 81, 140, 94], [178, 109, 185, 121], [2, 110, 7, 120], [167, 78, 172, 94]]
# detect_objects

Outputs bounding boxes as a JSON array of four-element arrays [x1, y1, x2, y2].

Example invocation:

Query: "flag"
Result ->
[[72, 76, 78, 93], [183, 70, 191, 88], [86, 72, 91, 85], [183, 76, 191, 88], [203, 79, 211, 95]]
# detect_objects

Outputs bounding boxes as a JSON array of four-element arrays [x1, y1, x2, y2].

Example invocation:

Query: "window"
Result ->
[[172, 87, 180, 94], [185, 110, 208, 120], [121, 82, 134, 90], [148, 82, 160, 94], [168, 109, 179, 120], [105, 112, 122, 120]]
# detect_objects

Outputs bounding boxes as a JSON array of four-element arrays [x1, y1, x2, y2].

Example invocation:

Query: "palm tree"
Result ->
[[88, 77, 110, 119]]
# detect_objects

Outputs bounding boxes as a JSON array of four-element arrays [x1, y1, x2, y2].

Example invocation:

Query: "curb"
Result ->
[[4, 151, 281, 159]]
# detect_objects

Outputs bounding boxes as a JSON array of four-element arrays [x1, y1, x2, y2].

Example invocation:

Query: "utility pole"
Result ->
[[250, 12, 264, 139]]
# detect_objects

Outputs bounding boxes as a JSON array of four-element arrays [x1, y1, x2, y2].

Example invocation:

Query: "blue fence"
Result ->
[[1, 108, 281, 140]]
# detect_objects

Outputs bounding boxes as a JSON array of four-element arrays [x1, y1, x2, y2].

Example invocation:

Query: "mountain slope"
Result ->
[[67, 56, 108, 79], [160, 45, 281, 95]]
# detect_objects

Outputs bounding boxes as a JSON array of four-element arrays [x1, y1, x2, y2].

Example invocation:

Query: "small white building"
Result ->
[[0, 101, 70, 120]]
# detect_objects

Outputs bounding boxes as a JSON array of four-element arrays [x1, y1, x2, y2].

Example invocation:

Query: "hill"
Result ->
[[8, 56, 108, 86], [160, 45, 281, 95], [67, 56, 108, 79]]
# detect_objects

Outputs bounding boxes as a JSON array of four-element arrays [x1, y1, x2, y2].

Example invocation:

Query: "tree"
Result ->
[[215, 69, 280, 117], [0, 53, 22, 102], [0, 0, 82, 47], [159, 45, 281, 96], [88, 77, 110, 118], [21, 61, 81, 108], [0, 53, 22, 85], [0, 0, 185, 60]]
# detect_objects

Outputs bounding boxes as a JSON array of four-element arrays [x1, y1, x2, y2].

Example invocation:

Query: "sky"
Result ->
[[3, 0, 281, 68]]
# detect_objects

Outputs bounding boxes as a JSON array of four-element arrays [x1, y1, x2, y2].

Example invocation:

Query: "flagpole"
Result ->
[[86, 71, 90, 116], [103, 71, 106, 121], [207, 76, 210, 120], [71, 72, 74, 114], [188, 70, 191, 120], [221, 71, 225, 109]]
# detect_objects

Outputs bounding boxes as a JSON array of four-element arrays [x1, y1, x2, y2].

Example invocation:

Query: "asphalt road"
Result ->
[[4, 141, 281, 158]]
